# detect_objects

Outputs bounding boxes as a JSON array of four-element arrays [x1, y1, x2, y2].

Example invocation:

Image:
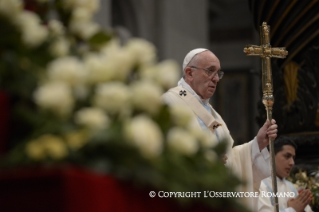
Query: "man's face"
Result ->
[[187, 51, 221, 99], [275, 145, 295, 179]]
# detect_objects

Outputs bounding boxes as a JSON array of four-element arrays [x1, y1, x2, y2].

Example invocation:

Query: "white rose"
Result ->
[[155, 60, 180, 90], [48, 19, 65, 37], [100, 39, 121, 56], [64, 0, 100, 13], [125, 38, 157, 67], [130, 81, 163, 115], [167, 127, 198, 156], [23, 24, 48, 48], [26, 134, 68, 160], [189, 126, 218, 149], [75, 107, 109, 129], [47, 56, 87, 86], [204, 150, 218, 163], [49, 37, 70, 57], [14, 11, 48, 48], [100, 43, 135, 81], [93, 82, 130, 114], [103, 48, 135, 81], [139, 66, 157, 81], [25, 140, 46, 160], [84, 53, 116, 84], [70, 20, 99, 40], [169, 104, 194, 127], [0, 0, 22, 19], [65, 130, 88, 150], [34, 81, 74, 117], [41, 135, 68, 159], [72, 7, 93, 22], [124, 115, 163, 158]]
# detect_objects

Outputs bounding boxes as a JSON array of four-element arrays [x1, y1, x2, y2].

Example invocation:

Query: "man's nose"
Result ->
[[211, 75, 219, 82]]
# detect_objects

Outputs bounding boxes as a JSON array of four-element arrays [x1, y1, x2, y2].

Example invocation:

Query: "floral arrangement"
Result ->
[[0, 0, 245, 211], [287, 169, 319, 210]]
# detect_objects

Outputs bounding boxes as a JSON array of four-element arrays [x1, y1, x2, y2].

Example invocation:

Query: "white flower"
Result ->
[[139, 66, 157, 81], [48, 19, 65, 37], [140, 60, 180, 90], [103, 48, 135, 81], [169, 104, 194, 127], [75, 107, 109, 129], [63, 0, 100, 13], [65, 130, 88, 150], [42, 135, 68, 159], [26, 135, 68, 160], [25, 140, 46, 160], [84, 53, 116, 84], [189, 126, 218, 149], [130, 81, 163, 114], [49, 37, 70, 57], [124, 115, 163, 158], [204, 150, 218, 163], [34, 81, 74, 117], [70, 20, 99, 40], [125, 38, 157, 67], [14, 11, 48, 48], [93, 82, 130, 114], [100, 39, 121, 56], [100, 43, 135, 82], [167, 127, 198, 156], [154, 60, 180, 89], [47, 56, 87, 86], [0, 0, 23, 19], [72, 7, 93, 22]]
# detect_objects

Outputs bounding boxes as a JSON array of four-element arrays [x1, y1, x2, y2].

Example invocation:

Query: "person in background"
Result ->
[[258, 136, 312, 212]]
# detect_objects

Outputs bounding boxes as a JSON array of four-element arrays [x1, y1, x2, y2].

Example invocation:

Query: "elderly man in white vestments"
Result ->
[[162, 48, 278, 211], [258, 137, 312, 212]]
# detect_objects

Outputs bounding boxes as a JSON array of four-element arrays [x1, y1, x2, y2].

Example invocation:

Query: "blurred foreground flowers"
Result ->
[[288, 169, 319, 210], [0, 0, 244, 210]]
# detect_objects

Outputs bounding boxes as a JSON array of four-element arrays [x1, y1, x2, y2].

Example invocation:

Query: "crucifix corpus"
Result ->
[[243, 22, 288, 212]]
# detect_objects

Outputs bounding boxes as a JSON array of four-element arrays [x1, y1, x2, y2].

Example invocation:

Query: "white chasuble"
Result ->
[[162, 84, 271, 211]]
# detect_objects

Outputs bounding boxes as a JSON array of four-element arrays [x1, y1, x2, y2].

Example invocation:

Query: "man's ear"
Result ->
[[184, 67, 193, 80]]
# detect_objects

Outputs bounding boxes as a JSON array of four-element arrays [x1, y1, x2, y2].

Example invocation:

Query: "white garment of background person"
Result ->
[[258, 177, 313, 212]]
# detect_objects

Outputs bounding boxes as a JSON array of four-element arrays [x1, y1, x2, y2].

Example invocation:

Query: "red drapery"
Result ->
[[0, 91, 9, 154], [0, 166, 227, 212]]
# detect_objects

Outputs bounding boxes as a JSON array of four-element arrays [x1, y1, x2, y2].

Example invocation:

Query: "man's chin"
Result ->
[[208, 91, 215, 98], [206, 89, 215, 96]]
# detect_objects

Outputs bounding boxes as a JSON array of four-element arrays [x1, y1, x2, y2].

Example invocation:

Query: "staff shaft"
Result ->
[[266, 109, 279, 212]]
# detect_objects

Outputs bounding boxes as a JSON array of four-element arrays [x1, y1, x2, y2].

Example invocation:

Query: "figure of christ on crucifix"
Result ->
[[244, 22, 288, 212]]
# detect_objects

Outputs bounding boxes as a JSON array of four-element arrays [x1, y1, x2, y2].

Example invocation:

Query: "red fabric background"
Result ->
[[0, 91, 9, 154], [0, 166, 228, 212]]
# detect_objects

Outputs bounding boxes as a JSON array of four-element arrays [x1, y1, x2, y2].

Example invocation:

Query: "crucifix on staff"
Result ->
[[244, 22, 288, 212]]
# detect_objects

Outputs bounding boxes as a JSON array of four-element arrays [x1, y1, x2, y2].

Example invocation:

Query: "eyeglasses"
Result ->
[[190, 66, 224, 79]]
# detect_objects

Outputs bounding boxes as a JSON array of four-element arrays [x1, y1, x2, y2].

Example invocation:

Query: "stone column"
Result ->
[[158, 0, 209, 69]]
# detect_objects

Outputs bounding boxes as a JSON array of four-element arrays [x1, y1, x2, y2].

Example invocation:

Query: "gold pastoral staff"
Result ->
[[243, 22, 288, 212]]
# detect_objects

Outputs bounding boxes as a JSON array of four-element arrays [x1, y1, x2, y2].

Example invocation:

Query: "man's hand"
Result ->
[[287, 189, 312, 212], [221, 154, 228, 164], [256, 119, 278, 151]]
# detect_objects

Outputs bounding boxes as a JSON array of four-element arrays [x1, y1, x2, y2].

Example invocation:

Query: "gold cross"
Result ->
[[244, 22, 288, 102], [243, 22, 288, 212]]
